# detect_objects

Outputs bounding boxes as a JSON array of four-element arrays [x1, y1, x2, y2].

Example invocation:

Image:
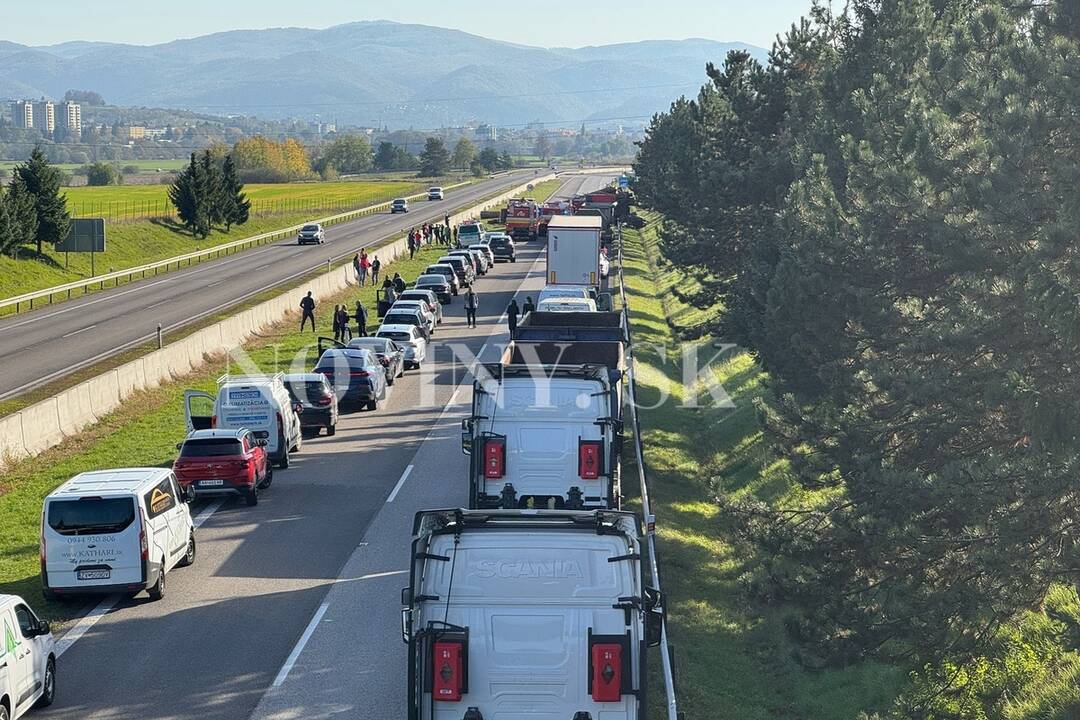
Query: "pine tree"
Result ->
[[13, 146, 69, 255], [169, 153, 211, 239], [220, 154, 250, 231], [200, 150, 224, 229], [418, 137, 451, 177]]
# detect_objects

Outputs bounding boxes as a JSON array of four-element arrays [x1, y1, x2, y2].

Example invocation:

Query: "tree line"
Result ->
[[169, 151, 250, 238], [0, 147, 70, 258], [633, 0, 1080, 711]]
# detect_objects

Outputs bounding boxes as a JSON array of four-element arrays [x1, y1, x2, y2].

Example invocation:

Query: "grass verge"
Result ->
[[619, 212, 904, 719]]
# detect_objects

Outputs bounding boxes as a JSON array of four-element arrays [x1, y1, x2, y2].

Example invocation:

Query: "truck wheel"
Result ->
[[278, 446, 290, 469], [246, 485, 259, 506], [326, 423, 336, 437], [35, 656, 56, 707], [178, 533, 196, 567], [148, 563, 166, 600]]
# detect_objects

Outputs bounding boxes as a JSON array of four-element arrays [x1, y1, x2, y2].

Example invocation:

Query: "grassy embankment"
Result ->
[[0, 180, 426, 301], [619, 212, 904, 719], [0, 179, 568, 626]]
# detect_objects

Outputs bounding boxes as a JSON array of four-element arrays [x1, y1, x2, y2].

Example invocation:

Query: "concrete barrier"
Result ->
[[0, 413, 27, 461], [0, 173, 554, 470], [56, 382, 96, 437]]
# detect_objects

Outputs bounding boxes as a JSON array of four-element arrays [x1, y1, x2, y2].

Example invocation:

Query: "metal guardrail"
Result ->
[[616, 223, 683, 720], [0, 181, 472, 314]]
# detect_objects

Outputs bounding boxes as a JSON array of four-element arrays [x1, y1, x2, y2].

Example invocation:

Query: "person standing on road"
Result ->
[[523, 296, 536, 315], [506, 298, 519, 336], [359, 250, 371, 286], [355, 299, 368, 337], [464, 286, 479, 328], [352, 253, 362, 284], [300, 292, 316, 332], [393, 273, 406, 294], [371, 256, 381, 286]]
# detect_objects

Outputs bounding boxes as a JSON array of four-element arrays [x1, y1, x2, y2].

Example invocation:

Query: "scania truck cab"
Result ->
[[462, 364, 622, 510], [401, 509, 665, 720]]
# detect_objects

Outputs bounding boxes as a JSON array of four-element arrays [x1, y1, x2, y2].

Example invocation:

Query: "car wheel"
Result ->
[[148, 562, 166, 601], [258, 463, 274, 489], [387, 373, 395, 386], [42, 588, 58, 602], [278, 446, 290, 469], [246, 484, 259, 506], [178, 533, 196, 567], [326, 423, 336, 436], [367, 398, 378, 411], [293, 431, 302, 453], [35, 656, 56, 708]]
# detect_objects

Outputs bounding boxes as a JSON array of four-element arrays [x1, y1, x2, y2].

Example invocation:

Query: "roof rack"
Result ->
[[217, 372, 284, 385]]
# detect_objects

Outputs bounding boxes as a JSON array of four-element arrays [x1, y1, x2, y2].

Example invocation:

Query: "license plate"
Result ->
[[199, 479, 224, 486], [77, 569, 110, 580]]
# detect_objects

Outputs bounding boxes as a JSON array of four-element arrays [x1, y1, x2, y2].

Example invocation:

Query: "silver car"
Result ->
[[297, 223, 325, 245]]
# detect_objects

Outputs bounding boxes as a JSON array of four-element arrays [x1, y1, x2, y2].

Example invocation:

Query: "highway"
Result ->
[[0, 171, 539, 401], [39, 173, 615, 720]]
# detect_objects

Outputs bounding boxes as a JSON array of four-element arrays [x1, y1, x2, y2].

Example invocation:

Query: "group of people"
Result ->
[[407, 218, 453, 259], [503, 296, 536, 335], [331, 300, 369, 342], [352, 250, 381, 287], [380, 272, 408, 305]]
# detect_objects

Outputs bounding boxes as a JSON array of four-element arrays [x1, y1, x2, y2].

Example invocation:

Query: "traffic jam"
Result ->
[[2, 180, 668, 720]]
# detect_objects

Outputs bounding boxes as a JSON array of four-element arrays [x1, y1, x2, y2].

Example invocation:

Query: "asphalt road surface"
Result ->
[[39, 173, 615, 720], [0, 171, 539, 401]]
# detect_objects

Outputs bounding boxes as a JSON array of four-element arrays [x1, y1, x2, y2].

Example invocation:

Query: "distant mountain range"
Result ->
[[0, 22, 767, 129]]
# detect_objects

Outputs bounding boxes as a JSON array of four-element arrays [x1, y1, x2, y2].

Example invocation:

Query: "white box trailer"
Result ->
[[401, 509, 665, 720], [547, 215, 601, 287]]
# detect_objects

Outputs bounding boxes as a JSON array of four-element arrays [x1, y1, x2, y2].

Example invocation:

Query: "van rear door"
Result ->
[[218, 385, 279, 455], [184, 390, 215, 432], [43, 495, 142, 589]]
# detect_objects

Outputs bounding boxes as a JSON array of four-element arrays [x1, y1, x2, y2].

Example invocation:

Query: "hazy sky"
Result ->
[[5, 0, 811, 48]]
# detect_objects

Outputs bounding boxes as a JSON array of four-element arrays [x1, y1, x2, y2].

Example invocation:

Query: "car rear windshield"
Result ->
[[180, 438, 244, 457], [491, 239, 510, 248], [286, 381, 331, 401], [315, 354, 368, 372], [47, 497, 136, 535], [378, 331, 412, 342], [383, 314, 418, 326]]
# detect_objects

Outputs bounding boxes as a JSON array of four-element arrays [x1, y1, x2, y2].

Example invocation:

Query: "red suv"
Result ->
[[173, 428, 272, 506]]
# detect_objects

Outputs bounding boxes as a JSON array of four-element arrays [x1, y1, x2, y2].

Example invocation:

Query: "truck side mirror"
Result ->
[[644, 587, 666, 648], [400, 607, 412, 644], [461, 433, 473, 455]]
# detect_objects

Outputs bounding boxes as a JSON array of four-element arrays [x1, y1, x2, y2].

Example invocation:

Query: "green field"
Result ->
[[0, 159, 190, 173]]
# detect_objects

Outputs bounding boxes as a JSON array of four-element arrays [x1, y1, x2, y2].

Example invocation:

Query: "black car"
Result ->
[[423, 265, 460, 295], [437, 255, 475, 287], [414, 275, 453, 304], [448, 249, 483, 276], [347, 337, 406, 385], [283, 373, 339, 436], [489, 236, 516, 262], [313, 348, 387, 411]]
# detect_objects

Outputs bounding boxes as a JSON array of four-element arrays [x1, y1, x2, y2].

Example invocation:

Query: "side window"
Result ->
[[14, 604, 36, 638], [144, 477, 177, 519]]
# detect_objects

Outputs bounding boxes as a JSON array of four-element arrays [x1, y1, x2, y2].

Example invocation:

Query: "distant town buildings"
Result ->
[[126, 125, 146, 140], [7, 98, 81, 135], [10, 100, 33, 129], [62, 101, 82, 133], [33, 100, 55, 134], [475, 124, 497, 141]]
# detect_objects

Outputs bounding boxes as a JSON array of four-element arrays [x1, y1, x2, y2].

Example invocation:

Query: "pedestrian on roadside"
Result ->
[[300, 291, 316, 332], [382, 276, 394, 290], [506, 298, 519, 336], [393, 272, 406, 294], [523, 296, 536, 315], [453, 226, 459, 246], [464, 286, 479, 328], [352, 253, 361, 284], [444, 213, 450, 230], [359, 250, 371, 286], [332, 304, 343, 342], [408, 233, 416, 260], [371, 256, 381, 286], [339, 306, 353, 340], [385, 285, 397, 306], [355, 299, 368, 337]]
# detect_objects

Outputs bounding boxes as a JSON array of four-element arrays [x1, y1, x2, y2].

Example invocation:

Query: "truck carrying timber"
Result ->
[[547, 215, 602, 287], [462, 363, 623, 510], [401, 509, 666, 720]]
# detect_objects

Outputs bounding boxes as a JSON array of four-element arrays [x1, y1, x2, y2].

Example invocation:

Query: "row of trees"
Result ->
[[634, 0, 1080, 699], [0, 148, 69, 257], [169, 151, 249, 238]]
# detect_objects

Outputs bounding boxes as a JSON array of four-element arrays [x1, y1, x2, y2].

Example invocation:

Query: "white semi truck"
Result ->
[[546, 215, 602, 288], [401, 509, 665, 720]]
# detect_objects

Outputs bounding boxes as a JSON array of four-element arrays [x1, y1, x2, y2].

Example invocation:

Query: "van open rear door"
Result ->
[[183, 390, 215, 432]]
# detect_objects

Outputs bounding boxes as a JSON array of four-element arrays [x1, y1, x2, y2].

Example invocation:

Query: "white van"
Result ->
[[401, 509, 665, 720], [184, 373, 303, 468], [0, 594, 56, 718], [41, 468, 196, 602], [462, 364, 622, 509]]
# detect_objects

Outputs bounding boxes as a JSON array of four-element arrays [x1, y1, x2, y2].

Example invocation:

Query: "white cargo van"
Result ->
[[401, 509, 665, 720], [184, 373, 303, 468], [0, 594, 56, 718], [41, 468, 196, 602], [462, 364, 622, 509], [547, 215, 602, 287]]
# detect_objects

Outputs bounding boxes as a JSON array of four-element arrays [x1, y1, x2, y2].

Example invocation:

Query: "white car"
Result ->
[[537, 285, 594, 305], [376, 325, 427, 369], [41, 468, 197, 602], [427, 186, 444, 201], [391, 299, 436, 336], [537, 297, 597, 313], [0, 594, 56, 718], [297, 223, 325, 245], [469, 243, 495, 267], [398, 289, 443, 324]]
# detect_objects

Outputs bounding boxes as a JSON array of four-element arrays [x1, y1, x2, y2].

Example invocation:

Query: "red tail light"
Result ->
[[316, 396, 333, 406], [211, 415, 217, 428], [484, 438, 505, 479], [350, 371, 370, 378], [433, 641, 464, 702], [139, 508, 149, 563], [590, 642, 624, 702], [579, 440, 603, 480]]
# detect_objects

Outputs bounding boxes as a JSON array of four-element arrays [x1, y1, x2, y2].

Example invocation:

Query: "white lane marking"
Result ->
[[386, 464, 414, 503], [272, 600, 330, 688], [54, 596, 115, 658], [356, 569, 408, 581], [61, 324, 97, 338], [54, 496, 225, 658], [144, 299, 170, 310], [449, 388, 460, 405]]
